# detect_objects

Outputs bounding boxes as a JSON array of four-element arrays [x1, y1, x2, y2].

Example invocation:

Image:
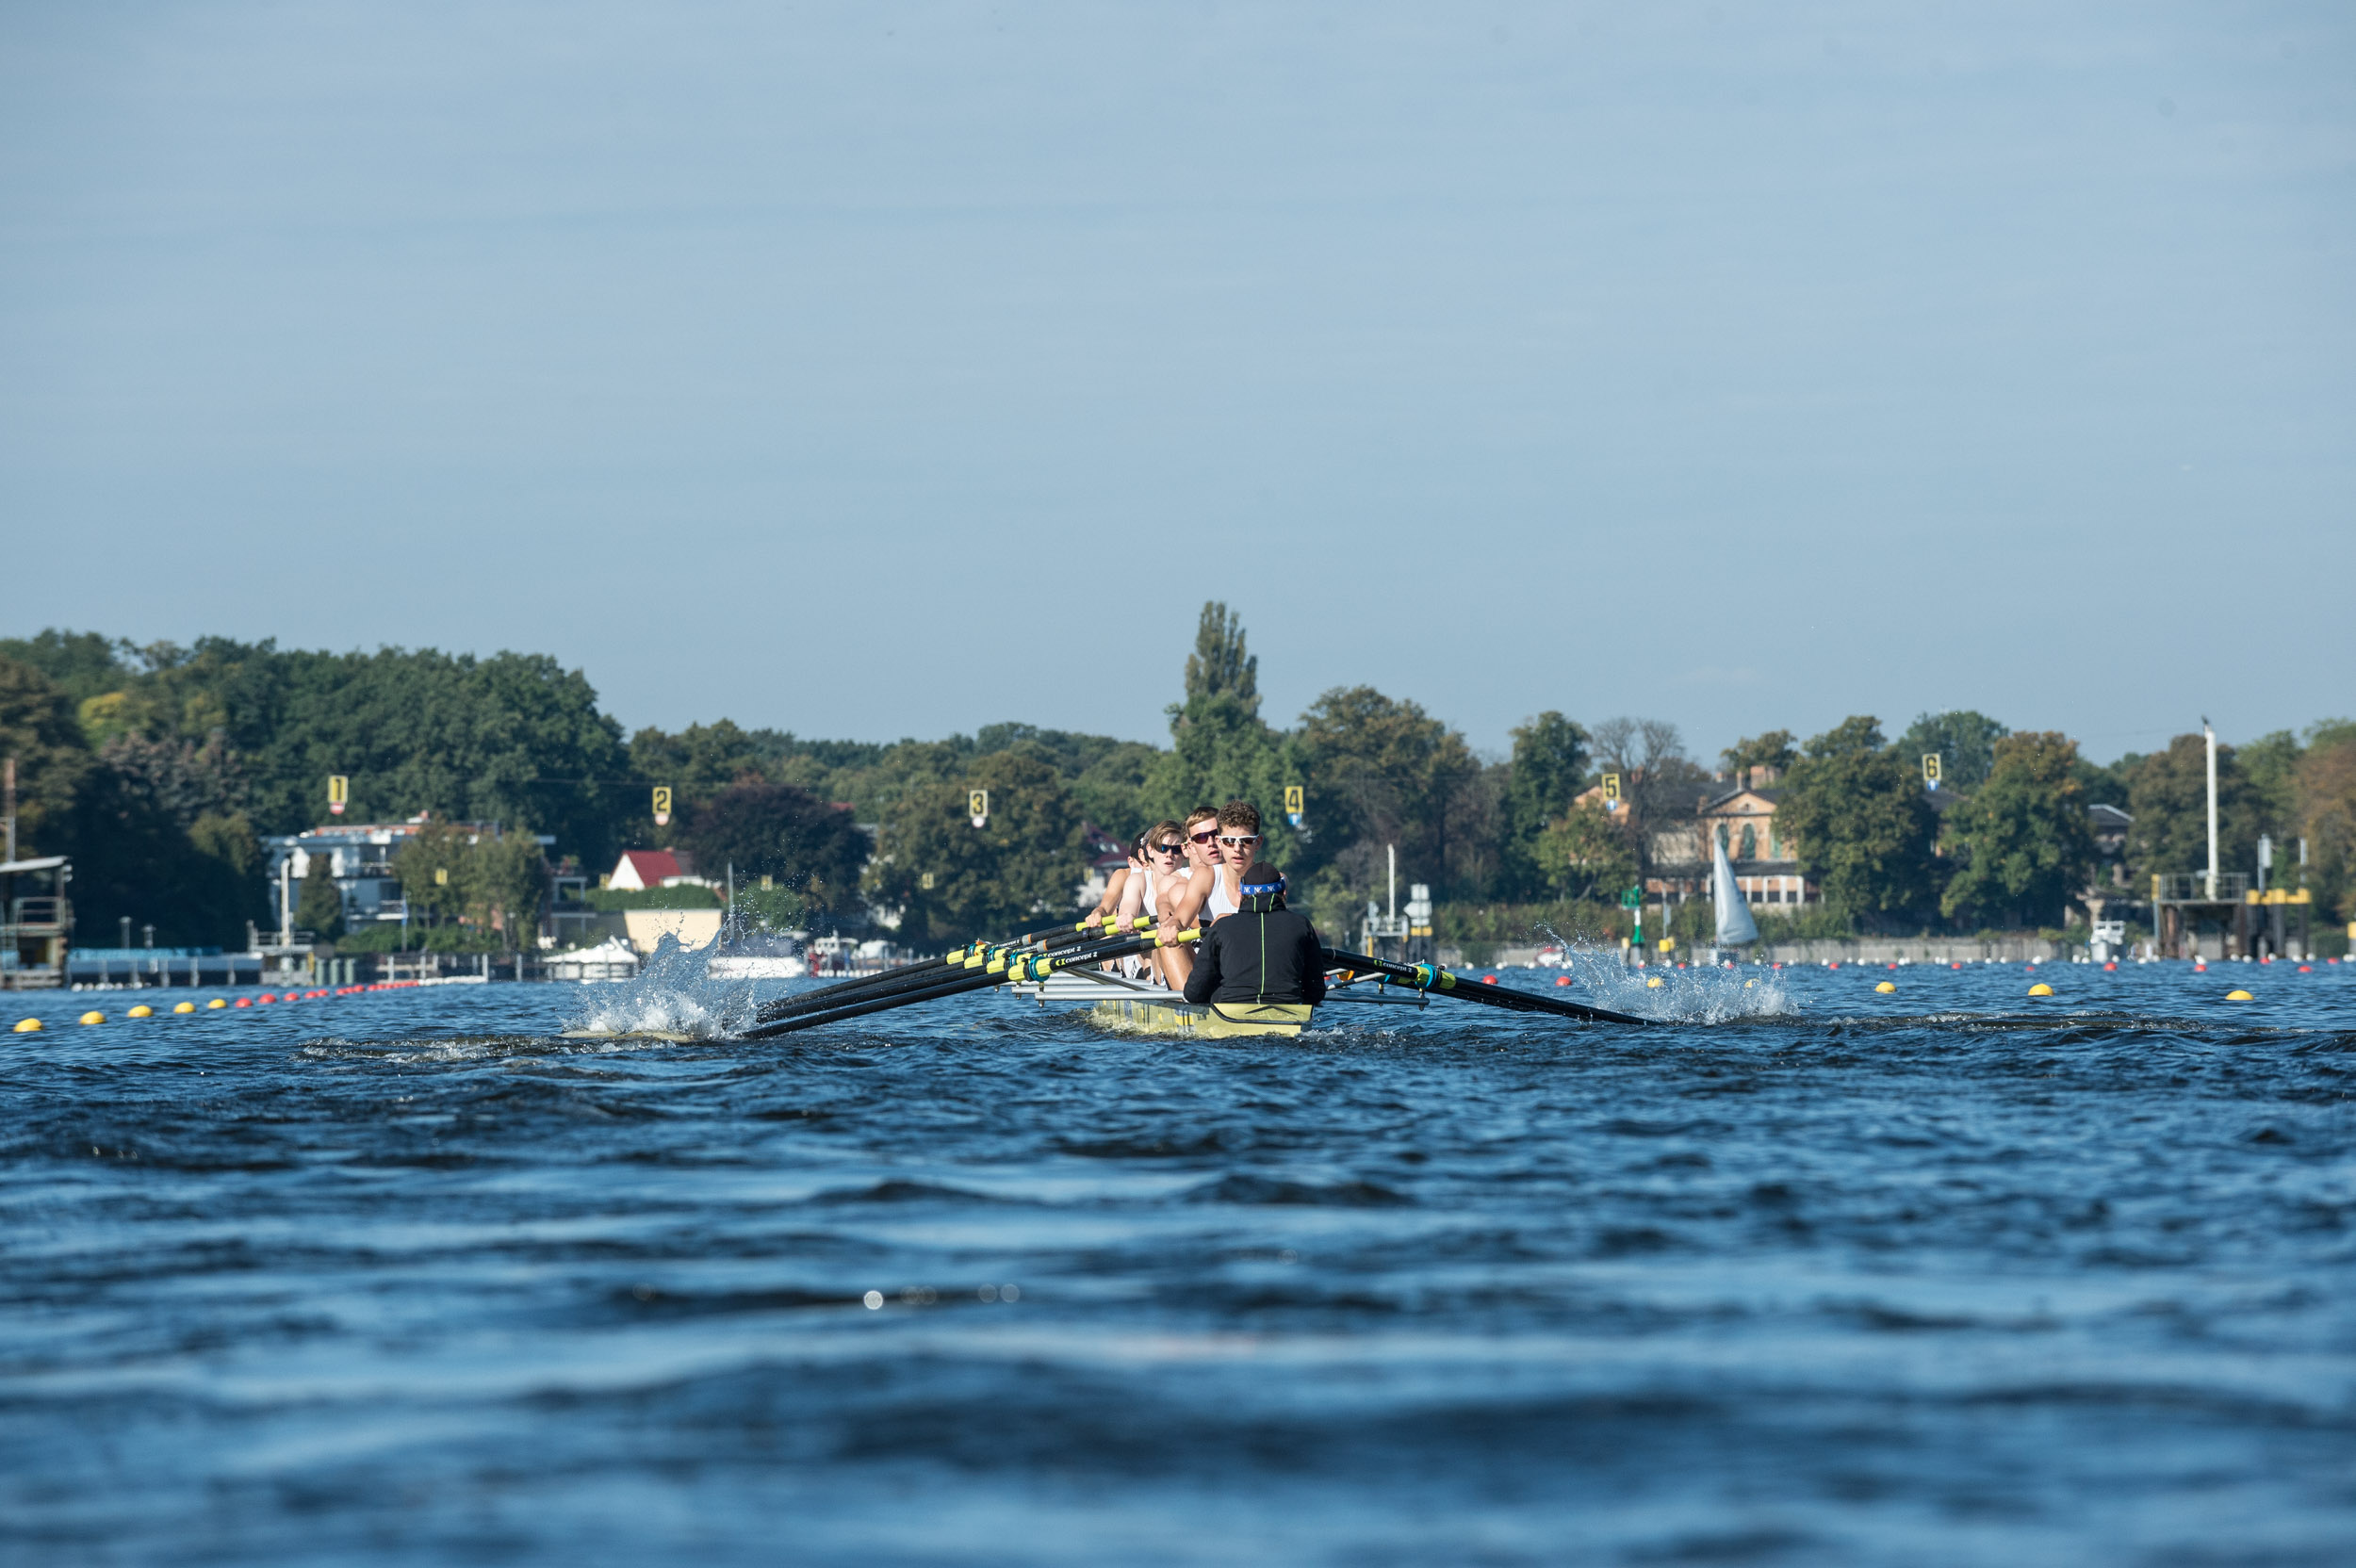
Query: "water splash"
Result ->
[[1533, 924, 1796, 1023], [564, 934, 767, 1037]]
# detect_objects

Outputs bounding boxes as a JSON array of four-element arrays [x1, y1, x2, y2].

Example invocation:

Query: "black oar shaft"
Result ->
[[1320, 947, 1652, 1026], [739, 966, 1009, 1039], [753, 917, 1153, 1024], [741, 928, 1179, 1040]]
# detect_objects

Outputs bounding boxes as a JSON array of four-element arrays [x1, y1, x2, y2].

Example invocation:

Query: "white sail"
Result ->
[[1712, 833, 1759, 947]]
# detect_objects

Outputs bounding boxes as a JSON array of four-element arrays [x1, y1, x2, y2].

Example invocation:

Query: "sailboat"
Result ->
[[1710, 831, 1759, 953]]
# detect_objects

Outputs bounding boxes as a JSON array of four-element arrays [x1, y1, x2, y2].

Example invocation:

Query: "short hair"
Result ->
[[1182, 806, 1219, 831], [1216, 800, 1262, 834], [1145, 819, 1185, 849]]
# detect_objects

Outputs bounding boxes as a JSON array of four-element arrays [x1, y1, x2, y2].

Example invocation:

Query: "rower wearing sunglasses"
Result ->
[[1149, 808, 1219, 988], [1154, 800, 1267, 988]]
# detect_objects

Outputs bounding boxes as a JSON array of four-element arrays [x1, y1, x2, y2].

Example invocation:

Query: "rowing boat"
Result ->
[[1007, 961, 1432, 1038], [1088, 996, 1315, 1038]]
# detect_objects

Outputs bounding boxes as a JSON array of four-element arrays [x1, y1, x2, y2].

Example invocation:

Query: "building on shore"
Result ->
[[1, 855, 72, 989], [264, 821, 556, 942], [1569, 779, 1822, 909]]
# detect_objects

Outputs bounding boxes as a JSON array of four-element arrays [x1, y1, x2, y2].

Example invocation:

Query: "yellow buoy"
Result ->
[[13, 1017, 41, 1033], [173, 1001, 196, 1014], [1874, 981, 1896, 993], [1645, 976, 1664, 988], [127, 1004, 155, 1019], [80, 1011, 106, 1025], [2225, 988, 2253, 1001], [2027, 983, 2054, 997], [206, 997, 227, 1009]]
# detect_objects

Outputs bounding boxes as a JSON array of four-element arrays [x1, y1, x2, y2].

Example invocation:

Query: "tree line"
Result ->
[[2, 617, 2350, 954]]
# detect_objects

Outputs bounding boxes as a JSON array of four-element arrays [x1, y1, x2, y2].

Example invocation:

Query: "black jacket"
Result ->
[[1182, 905, 1328, 1006]]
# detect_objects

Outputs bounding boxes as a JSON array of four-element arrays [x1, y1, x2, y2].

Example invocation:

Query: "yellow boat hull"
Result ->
[[1088, 998, 1314, 1038]]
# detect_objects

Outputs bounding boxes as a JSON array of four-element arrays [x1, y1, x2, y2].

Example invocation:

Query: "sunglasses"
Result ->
[[1188, 829, 1217, 843], [1217, 834, 1261, 847], [1153, 842, 1185, 856]]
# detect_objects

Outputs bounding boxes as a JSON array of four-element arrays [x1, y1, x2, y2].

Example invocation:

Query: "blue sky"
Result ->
[[3, 1, 2349, 763]]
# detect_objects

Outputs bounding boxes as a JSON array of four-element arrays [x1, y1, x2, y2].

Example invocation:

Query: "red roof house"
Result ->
[[608, 850, 683, 891]]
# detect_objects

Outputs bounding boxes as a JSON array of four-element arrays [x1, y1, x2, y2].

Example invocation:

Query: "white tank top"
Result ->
[[1205, 866, 1240, 921], [1144, 863, 1184, 917]]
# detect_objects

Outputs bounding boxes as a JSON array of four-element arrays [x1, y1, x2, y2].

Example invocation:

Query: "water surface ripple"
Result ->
[[4, 962, 2352, 1564]]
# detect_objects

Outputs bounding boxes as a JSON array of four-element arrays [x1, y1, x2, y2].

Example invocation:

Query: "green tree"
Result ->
[[1184, 601, 1258, 711], [1295, 685, 1480, 894], [186, 812, 270, 943], [123, 638, 629, 865], [2238, 729, 2304, 843], [392, 823, 472, 932], [1070, 740, 1161, 836], [1775, 716, 1941, 929], [0, 656, 92, 852], [1720, 729, 1797, 785], [295, 847, 347, 939], [1939, 732, 2096, 928], [2296, 721, 2356, 926], [677, 781, 869, 920], [1501, 711, 1589, 895], [1535, 801, 1639, 903], [388, 822, 547, 949], [467, 830, 548, 950], [1147, 691, 1299, 855], [0, 629, 138, 707], [1588, 715, 1712, 880], [627, 718, 771, 821], [2123, 733, 2263, 886], [1897, 710, 2010, 792], [867, 748, 1086, 946]]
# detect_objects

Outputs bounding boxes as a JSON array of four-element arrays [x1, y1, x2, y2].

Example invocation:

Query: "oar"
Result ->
[[740, 926, 1197, 1041], [1319, 948, 1654, 1026], [754, 915, 1155, 1025]]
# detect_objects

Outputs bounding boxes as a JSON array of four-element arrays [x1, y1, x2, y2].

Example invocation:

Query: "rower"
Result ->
[[1085, 832, 1140, 925], [1114, 821, 1186, 976], [1182, 861, 1327, 1007], [1208, 800, 1263, 919], [1154, 807, 1220, 988]]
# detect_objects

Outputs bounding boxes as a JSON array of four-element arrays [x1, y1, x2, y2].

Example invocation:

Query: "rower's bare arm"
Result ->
[[1089, 866, 1130, 921]]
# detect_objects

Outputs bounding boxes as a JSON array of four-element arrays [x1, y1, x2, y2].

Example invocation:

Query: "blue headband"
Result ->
[[1240, 878, 1285, 895]]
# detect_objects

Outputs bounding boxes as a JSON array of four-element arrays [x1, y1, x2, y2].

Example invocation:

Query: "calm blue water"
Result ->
[[4, 958, 2352, 1565]]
